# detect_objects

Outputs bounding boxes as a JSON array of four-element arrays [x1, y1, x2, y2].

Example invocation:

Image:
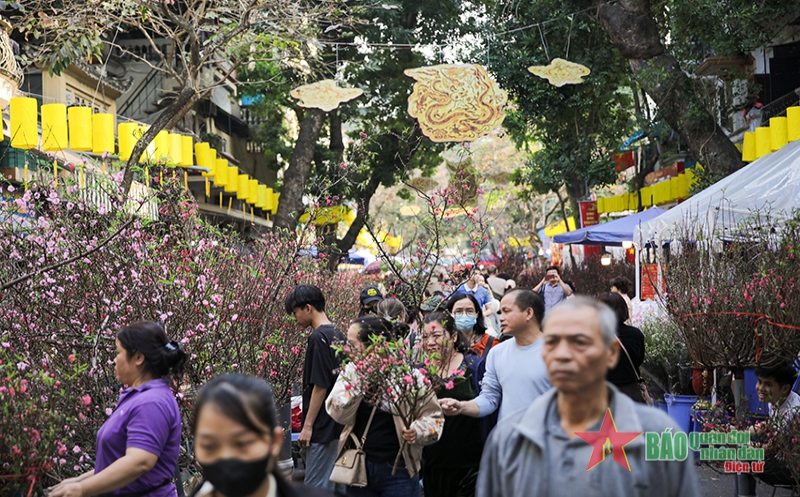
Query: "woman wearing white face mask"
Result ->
[[444, 293, 496, 358], [191, 374, 335, 497]]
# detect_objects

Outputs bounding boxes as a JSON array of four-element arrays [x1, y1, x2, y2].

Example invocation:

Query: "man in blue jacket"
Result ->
[[477, 296, 700, 497]]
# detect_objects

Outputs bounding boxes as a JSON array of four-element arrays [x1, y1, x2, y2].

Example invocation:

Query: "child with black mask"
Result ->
[[191, 374, 335, 497]]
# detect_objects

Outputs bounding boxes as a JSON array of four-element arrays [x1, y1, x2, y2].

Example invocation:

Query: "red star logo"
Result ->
[[575, 408, 642, 471]]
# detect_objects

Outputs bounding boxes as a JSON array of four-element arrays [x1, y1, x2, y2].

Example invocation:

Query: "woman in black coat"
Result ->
[[598, 292, 647, 403]]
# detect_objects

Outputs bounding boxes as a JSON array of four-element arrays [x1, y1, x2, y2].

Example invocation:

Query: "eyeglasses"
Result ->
[[421, 332, 445, 341], [452, 309, 477, 317]]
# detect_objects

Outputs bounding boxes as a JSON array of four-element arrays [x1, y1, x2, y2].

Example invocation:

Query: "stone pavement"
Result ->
[[696, 462, 796, 496]]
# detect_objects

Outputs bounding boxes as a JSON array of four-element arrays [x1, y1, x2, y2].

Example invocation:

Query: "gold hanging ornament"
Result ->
[[404, 64, 507, 143], [290, 79, 363, 112], [527, 58, 590, 87]]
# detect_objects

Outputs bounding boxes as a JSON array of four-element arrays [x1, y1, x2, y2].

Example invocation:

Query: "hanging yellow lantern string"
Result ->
[[219, 192, 223, 208], [242, 202, 246, 219], [171, 169, 176, 183], [23, 161, 28, 192], [79, 164, 85, 189], [144, 166, 149, 187], [227, 197, 232, 214], [205, 177, 210, 197], [158, 169, 163, 186], [251, 206, 254, 222], [184, 171, 188, 190], [53, 161, 58, 189], [102, 160, 106, 174]]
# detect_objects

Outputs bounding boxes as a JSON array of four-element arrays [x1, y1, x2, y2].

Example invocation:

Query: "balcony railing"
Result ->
[[762, 89, 800, 121]]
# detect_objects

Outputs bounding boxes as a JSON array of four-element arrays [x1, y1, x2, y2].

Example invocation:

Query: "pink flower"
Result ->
[[68, 354, 76, 363], [105, 408, 113, 416], [403, 375, 413, 384], [345, 384, 353, 391], [81, 395, 92, 406], [73, 445, 81, 453], [444, 381, 455, 390]]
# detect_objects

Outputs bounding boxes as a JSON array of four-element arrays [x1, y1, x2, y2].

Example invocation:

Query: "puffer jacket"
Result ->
[[325, 362, 445, 477]]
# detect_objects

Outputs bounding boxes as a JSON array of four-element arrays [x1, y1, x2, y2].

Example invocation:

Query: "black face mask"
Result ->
[[200, 452, 272, 497]]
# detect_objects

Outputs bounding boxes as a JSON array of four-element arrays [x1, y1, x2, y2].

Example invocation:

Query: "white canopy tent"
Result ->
[[635, 139, 800, 244]]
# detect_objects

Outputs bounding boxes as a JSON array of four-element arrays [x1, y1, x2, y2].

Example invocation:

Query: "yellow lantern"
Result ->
[[755, 126, 771, 159], [181, 136, 193, 167], [92, 113, 115, 155], [264, 187, 275, 212], [256, 185, 268, 208], [118, 122, 139, 161], [202, 148, 217, 178], [169, 133, 183, 165], [139, 125, 154, 163], [214, 159, 229, 187], [224, 166, 239, 193], [10, 97, 38, 149], [41, 103, 67, 152], [247, 179, 259, 203], [769, 117, 788, 151], [236, 174, 250, 200], [787, 106, 800, 142], [68, 106, 93, 152], [741, 131, 756, 162], [153, 130, 169, 162], [641, 187, 653, 207], [195, 142, 211, 169], [273, 193, 280, 213]]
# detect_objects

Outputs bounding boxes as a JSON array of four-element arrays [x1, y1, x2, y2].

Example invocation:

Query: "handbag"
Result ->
[[330, 404, 378, 487], [616, 337, 653, 406]]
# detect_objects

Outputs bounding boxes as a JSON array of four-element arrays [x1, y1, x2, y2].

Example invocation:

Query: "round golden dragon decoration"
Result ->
[[404, 64, 508, 143]]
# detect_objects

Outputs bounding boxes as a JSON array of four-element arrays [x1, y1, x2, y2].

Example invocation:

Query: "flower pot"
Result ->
[[691, 367, 713, 397], [664, 393, 699, 434]]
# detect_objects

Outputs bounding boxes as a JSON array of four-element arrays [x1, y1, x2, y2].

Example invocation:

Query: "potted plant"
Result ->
[[639, 316, 698, 430]]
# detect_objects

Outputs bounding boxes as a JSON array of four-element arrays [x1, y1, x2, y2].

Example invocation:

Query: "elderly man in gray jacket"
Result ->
[[477, 297, 700, 497]]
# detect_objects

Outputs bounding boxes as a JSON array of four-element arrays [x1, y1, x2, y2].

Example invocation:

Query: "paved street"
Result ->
[[696, 463, 796, 497]]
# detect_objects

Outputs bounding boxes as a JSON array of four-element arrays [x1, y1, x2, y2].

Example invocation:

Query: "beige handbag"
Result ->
[[330, 404, 378, 487]]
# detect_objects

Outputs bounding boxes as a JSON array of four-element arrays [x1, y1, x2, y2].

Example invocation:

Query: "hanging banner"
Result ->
[[578, 200, 599, 229], [641, 264, 665, 301], [405, 64, 507, 142], [579, 200, 602, 259]]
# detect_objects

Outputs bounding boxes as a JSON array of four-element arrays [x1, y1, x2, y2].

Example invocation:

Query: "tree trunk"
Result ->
[[555, 188, 578, 269], [121, 86, 197, 194], [273, 108, 327, 231], [329, 110, 344, 158], [324, 175, 382, 272], [596, 0, 742, 177]]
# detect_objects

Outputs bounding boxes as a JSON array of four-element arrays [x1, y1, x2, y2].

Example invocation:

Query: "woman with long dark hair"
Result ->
[[420, 311, 485, 497], [326, 315, 444, 497], [49, 321, 187, 497], [191, 374, 334, 497], [597, 292, 647, 403]]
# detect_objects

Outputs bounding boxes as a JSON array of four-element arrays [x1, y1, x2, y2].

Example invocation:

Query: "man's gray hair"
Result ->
[[542, 296, 618, 347]]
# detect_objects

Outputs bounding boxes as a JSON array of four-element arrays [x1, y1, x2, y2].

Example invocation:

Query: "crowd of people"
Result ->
[[46, 265, 800, 497]]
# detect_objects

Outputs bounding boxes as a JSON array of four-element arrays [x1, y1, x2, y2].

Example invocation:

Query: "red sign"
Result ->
[[579, 201, 599, 229], [613, 151, 635, 171], [579, 201, 603, 259], [641, 264, 665, 301]]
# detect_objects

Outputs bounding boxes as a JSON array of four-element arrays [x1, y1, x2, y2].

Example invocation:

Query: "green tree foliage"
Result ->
[[485, 0, 634, 217]]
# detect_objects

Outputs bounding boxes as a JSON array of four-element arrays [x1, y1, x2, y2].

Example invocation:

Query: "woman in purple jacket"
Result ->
[[50, 321, 187, 497]]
